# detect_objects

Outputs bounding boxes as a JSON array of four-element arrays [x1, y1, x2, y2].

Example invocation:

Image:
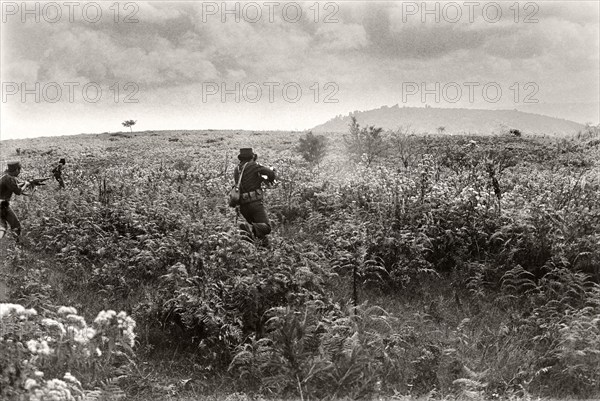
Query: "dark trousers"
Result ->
[[0, 203, 21, 237], [55, 175, 65, 188], [239, 201, 271, 238]]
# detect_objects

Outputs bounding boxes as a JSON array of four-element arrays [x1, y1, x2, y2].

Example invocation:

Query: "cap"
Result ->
[[6, 161, 21, 172]]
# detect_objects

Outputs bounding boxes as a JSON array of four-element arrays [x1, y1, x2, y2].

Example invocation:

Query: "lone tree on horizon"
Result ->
[[122, 120, 136, 133]]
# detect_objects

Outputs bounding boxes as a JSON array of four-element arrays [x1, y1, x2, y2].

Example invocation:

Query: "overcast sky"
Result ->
[[1, 1, 598, 139]]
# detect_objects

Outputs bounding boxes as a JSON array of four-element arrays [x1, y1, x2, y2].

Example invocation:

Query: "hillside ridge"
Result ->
[[312, 105, 585, 136]]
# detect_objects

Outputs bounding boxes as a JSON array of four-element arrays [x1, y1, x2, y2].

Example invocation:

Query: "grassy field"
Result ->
[[1, 126, 600, 400]]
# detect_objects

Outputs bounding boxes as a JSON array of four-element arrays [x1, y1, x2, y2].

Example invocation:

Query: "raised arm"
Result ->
[[9, 176, 24, 195], [258, 165, 276, 182]]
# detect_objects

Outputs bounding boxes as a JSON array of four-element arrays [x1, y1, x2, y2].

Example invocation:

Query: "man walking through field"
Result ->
[[233, 148, 277, 245], [52, 158, 66, 189], [0, 161, 27, 240]]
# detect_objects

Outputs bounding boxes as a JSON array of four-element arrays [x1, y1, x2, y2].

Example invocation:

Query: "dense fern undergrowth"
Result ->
[[1, 126, 600, 400]]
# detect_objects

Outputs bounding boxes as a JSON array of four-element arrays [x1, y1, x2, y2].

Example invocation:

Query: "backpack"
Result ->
[[228, 163, 247, 208]]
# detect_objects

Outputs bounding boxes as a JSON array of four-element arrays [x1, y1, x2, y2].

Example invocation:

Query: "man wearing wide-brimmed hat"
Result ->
[[233, 148, 277, 244], [0, 161, 26, 239]]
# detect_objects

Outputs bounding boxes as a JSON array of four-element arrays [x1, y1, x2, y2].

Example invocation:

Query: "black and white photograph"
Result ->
[[1, 1, 599, 400]]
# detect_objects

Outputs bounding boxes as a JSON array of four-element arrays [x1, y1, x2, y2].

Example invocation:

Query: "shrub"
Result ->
[[229, 302, 419, 399], [389, 126, 418, 169], [344, 117, 386, 166], [151, 236, 333, 368], [296, 131, 328, 166], [576, 123, 600, 141]]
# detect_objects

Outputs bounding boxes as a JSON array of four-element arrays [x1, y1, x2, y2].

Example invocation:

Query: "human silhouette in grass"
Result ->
[[0, 161, 48, 241], [233, 148, 277, 246], [52, 158, 66, 189]]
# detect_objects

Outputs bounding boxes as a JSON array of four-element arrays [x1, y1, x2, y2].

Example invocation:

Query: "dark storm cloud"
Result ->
[[341, 1, 598, 62], [1, 1, 597, 140], [358, 7, 532, 60], [7, 1, 594, 88], [363, 18, 496, 59], [1, 3, 219, 87]]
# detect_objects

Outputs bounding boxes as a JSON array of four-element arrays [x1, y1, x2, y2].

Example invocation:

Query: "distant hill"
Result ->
[[311, 105, 585, 136], [518, 102, 600, 126]]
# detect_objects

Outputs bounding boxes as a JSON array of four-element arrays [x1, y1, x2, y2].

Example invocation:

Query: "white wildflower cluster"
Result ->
[[2, 303, 132, 401], [0, 303, 37, 318], [25, 378, 38, 391], [41, 308, 99, 348], [94, 310, 136, 347], [41, 318, 66, 336], [27, 339, 52, 355], [117, 311, 136, 347], [94, 310, 117, 326], [65, 325, 97, 345], [65, 314, 86, 329], [63, 372, 82, 387], [57, 306, 78, 316], [0, 303, 25, 317], [457, 186, 488, 210], [27, 377, 80, 401]]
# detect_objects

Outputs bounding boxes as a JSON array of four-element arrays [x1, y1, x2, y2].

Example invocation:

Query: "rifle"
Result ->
[[28, 177, 51, 187], [21, 177, 50, 193]]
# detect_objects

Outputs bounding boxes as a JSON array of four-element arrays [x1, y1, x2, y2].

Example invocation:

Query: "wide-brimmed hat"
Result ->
[[5, 161, 21, 173], [238, 148, 255, 160]]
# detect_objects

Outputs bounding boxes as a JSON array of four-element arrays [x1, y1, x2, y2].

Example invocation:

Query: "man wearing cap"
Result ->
[[234, 148, 277, 244], [52, 158, 66, 189], [0, 161, 27, 239]]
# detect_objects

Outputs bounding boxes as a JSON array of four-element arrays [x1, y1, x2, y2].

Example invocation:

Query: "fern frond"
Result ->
[[501, 264, 536, 295]]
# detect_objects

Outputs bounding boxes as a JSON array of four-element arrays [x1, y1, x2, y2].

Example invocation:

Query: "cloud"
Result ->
[[1, 59, 39, 82], [359, 3, 499, 60], [314, 23, 369, 51], [1, 1, 598, 138], [137, 1, 183, 24], [189, 12, 314, 81], [355, 1, 599, 63], [3, 20, 219, 88], [226, 69, 248, 81], [539, 2, 600, 25]]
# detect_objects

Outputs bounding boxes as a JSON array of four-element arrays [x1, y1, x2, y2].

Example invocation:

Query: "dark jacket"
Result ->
[[0, 174, 23, 201], [53, 164, 63, 177], [233, 161, 276, 194]]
